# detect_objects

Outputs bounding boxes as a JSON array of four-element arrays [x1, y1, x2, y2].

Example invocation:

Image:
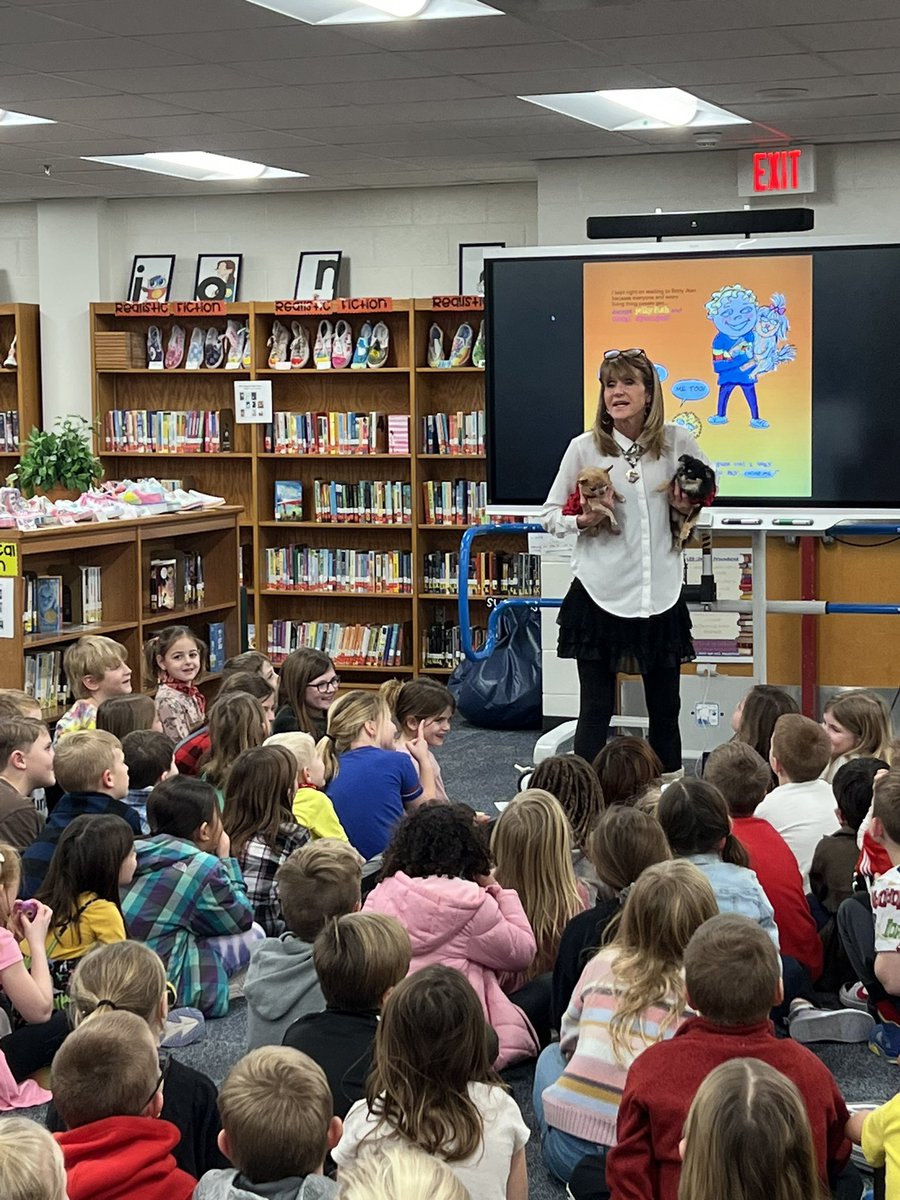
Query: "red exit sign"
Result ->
[[738, 146, 816, 197]]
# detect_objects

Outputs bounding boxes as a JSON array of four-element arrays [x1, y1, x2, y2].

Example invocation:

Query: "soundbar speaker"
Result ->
[[586, 208, 814, 240]]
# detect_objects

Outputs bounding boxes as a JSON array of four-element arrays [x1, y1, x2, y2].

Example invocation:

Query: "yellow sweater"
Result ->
[[45, 892, 126, 962], [292, 787, 348, 842]]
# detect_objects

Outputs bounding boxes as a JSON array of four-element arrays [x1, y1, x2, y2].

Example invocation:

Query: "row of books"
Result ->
[[0, 410, 20, 452], [264, 411, 409, 456], [264, 546, 413, 593], [266, 620, 408, 666], [24, 650, 66, 710], [23, 566, 102, 635], [311, 480, 413, 525], [422, 551, 542, 596], [104, 409, 234, 453], [421, 410, 485, 456], [422, 480, 488, 526], [421, 621, 485, 668], [148, 551, 205, 612]]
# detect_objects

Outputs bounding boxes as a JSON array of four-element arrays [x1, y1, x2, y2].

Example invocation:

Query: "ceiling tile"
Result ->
[[463, 67, 661, 93], [0, 73, 114, 102], [646, 54, 841, 87], [60, 64, 274, 93], [340, 14, 554, 51], [300, 75, 500, 106], [594, 28, 800, 65], [785, 18, 900, 52], [74, 112, 262, 138], [821, 48, 900, 74], [228, 52, 442, 85], [0, 37, 203, 72], [20, 94, 193, 121], [0, 7, 111, 42], [161, 87, 310, 113], [400, 42, 608, 75], [35, 0, 293, 37], [138, 24, 373, 64]]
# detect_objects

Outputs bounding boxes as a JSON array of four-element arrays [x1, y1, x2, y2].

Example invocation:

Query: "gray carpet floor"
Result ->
[[7, 718, 900, 1198]]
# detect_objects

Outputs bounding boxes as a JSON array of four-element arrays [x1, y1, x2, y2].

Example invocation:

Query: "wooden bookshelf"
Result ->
[[1, 507, 242, 712], [0, 304, 41, 476]]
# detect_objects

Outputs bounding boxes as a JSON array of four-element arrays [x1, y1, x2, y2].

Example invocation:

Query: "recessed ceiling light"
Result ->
[[518, 87, 749, 131], [81, 151, 306, 182], [244, 0, 500, 24], [0, 109, 55, 126]]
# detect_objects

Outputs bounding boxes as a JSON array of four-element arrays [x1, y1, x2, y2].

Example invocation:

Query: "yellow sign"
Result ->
[[0, 542, 19, 577]]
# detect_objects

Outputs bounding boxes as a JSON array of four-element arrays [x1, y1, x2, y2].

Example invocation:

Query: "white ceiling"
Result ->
[[2, 0, 900, 198]]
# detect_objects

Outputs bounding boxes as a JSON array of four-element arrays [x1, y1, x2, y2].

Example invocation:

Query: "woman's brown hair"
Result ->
[[592, 737, 663, 809], [277, 648, 334, 736], [367, 965, 501, 1162], [593, 351, 666, 460], [222, 744, 298, 858], [531, 754, 605, 851]]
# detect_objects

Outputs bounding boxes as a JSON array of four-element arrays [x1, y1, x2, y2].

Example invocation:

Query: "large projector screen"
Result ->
[[487, 241, 900, 509]]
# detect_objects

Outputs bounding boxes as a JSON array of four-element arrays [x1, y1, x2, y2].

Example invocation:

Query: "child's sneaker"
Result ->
[[224, 319, 243, 369], [160, 1007, 205, 1048], [448, 322, 474, 367], [185, 327, 205, 370], [2, 335, 16, 369], [841, 981, 870, 1011], [314, 319, 334, 370], [165, 325, 185, 369], [147, 327, 163, 368], [472, 319, 486, 369], [241, 325, 252, 370], [204, 326, 224, 368], [268, 319, 290, 370], [427, 323, 444, 368], [289, 321, 309, 369], [869, 1020, 900, 1062], [350, 322, 372, 369], [331, 319, 353, 369], [787, 999, 874, 1044], [366, 321, 390, 369]]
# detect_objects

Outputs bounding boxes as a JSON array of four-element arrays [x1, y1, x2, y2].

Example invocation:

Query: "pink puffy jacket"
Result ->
[[365, 871, 539, 1067]]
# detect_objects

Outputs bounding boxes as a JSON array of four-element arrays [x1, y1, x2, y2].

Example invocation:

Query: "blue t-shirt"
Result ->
[[326, 746, 423, 860]]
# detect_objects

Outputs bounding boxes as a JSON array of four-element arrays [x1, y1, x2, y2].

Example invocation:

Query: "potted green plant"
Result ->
[[12, 416, 103, 500]]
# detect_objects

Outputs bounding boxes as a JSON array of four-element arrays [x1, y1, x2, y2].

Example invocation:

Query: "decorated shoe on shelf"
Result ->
[[366, 321, 390, 369], [472, 320, 485, 369], [147, 326, 163, 369], [448, 322, 474, 368], [314, 319, 334, 370], [289, 321, 310, 369], [331, 319, 353, 369], [224, 319, 244, 369], [204, 327, 225, 369], [427, 323, 444, 368], [185, 327, 205, 370], [268, 319, 290, 370], [2, 335, 15, 369], [164, 325, 185, 369], [241, 325, 252, 370], [350, 322, 372, 369]]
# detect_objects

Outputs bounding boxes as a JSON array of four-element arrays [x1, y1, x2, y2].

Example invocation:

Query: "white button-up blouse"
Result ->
[[540, 423, 708, 620]]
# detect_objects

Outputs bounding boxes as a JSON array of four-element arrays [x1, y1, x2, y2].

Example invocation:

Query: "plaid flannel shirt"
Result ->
[[121, 835, 254, 1018], [237, 821, 311, 937], [174, 728, 211, 776]]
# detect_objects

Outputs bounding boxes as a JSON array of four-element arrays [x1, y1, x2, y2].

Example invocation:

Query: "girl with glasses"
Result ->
[[272, 649, 339, 739], [541, 348, 713, 775]]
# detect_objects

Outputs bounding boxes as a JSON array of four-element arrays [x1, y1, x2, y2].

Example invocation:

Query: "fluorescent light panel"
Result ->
[[518, 88, 749, 131], [81, 151, 306, 182], [0, 109, 55, 126], [245, 0, 500, 24]]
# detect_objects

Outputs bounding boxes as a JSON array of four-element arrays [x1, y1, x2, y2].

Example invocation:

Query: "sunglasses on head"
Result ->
[[603, 348, 645, 361]]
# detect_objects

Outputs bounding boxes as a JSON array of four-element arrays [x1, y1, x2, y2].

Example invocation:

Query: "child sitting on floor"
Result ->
[[530, 754, 606, 903], [245, 838, 362, 1051], [195, 1046, 341, 1199], [121, 729, 176, 834], [333, 965, 529, 1200], [144, 625, 207, 744], [381, 677, 455, 802], [337, 1145, 471, 1200], [283, 911, 411, 1119], [265, 730, 348, 841], [52, 1009, 196, 1200], [0, 716, 52, 850], [54, 635, 133, 743], [0, 1117, 67, 1200]]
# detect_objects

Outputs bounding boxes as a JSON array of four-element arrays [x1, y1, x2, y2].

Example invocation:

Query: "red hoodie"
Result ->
[[606, 1017, 850, 1200], [56, 1116, 196, 1200]]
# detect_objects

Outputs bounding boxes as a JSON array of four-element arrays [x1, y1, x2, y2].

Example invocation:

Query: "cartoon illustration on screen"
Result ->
[[705, 284, 767, 428], [748, 293, 796, 380]]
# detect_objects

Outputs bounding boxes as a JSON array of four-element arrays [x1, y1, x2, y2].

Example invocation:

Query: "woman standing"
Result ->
[[541, 348, 711, 772]]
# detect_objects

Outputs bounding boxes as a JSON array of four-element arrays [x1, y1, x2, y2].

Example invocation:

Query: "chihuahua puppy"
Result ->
[[576, 466, 624, 535], [661, 454, 717, 548]]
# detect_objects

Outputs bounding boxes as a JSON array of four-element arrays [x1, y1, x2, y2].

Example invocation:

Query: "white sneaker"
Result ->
[[840, 981, 870, 1011], [289, 321, 309, 369], [2, 335, 15, 369], [332, 319, 353, 369], [314, 320, 334, 370], [185, 327, 205, 370], [788, 999, 875, 1044], [427, 323, 444, 368], [268, 319, 290, 370]]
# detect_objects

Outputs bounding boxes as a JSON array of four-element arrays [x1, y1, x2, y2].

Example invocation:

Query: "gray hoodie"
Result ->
[[244, 934, 324, 1051], [194, 1169, 339, 1200]]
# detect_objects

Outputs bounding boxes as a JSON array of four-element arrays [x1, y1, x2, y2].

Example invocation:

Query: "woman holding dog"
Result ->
[[540, 348, 712, 773]]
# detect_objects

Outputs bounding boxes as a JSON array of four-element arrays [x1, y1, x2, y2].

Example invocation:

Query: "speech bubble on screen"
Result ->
[[654, 363, 669, 381], [671, 378, 710, 405]]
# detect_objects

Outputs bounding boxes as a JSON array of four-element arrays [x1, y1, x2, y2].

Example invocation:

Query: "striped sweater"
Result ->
[[540, 946, 689, 1146]]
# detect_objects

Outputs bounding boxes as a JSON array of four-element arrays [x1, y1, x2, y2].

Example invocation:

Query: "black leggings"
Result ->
[[0, 1009, 70, 1081], [574, 659, 683, 772]]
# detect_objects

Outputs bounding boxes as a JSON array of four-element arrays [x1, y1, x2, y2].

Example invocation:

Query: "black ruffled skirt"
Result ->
[[557, 578, 695, 674]]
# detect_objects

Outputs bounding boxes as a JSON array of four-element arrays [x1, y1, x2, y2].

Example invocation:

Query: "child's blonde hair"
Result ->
[[276, 839, 362, 941], [265, 730, 317, 775], [0, 688, 42, 718], [69, 940, 168, 1039], [0, 1118, 67, 1200], [143, 624, 207, 685], [678, 1058, 826, 1200], [319, 689, 391, 782], [218, 1047, 333, 1182], [53, 728, 122, 794], [491, 788, 584, 977], [201, 692, 268, 791], [608, 859, 717, 1066], [824, 688, 893, 760], [63, 635, 128, 700], [314, 912, 411, 1011], [51, 1009, 160, 1128], [338, 1145, 470, 1200], [0, 842, 20, 926]]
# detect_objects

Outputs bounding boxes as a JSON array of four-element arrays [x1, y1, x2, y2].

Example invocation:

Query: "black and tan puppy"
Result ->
[[661, 454, 717, 548]]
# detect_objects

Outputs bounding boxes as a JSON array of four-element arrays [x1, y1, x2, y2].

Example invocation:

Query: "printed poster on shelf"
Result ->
[[684, 547, 753, 659]]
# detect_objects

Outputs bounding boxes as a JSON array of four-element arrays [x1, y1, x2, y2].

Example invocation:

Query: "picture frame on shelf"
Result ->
[[294, 251, 342, 301], [458, 242, 505, 296], [193, 254, 242, 302], [126, 255, 175, 303]]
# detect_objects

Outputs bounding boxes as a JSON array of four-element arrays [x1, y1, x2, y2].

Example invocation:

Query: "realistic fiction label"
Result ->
[[113, 300, 228, 317]]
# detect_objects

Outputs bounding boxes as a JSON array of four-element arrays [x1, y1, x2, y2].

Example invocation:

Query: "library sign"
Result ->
[[114, 300, 228, 317], [738, 146, 816, 197], [273, 297, 394, 315]]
